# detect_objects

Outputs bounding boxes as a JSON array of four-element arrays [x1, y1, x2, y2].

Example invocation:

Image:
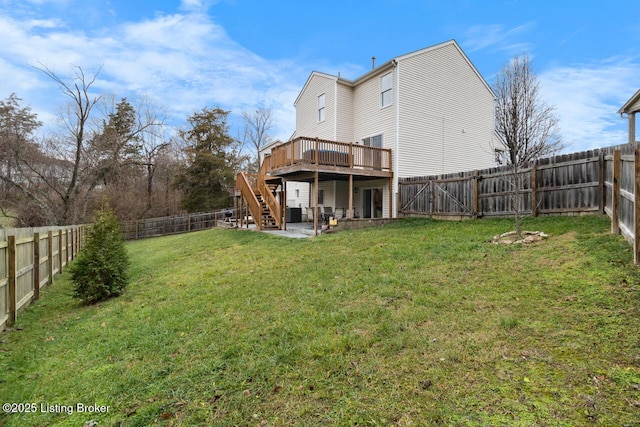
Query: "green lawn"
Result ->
[[1, 216, 639, 426]]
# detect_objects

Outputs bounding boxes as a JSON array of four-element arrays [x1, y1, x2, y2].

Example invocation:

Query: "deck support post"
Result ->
[[314, 171, 319, 236], [283, 179, 287, 231], [348, 175, 354, 219]]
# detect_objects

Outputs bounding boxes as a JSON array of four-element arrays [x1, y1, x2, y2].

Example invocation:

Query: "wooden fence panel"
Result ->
[[432, 174, 475, 216], [60, 231, 67, 270], [51, 231, 61, 277], [15, 237, 34, 313], [400, 149, 603, 219], [478, 167, 532, 217], [535, 152, 601, 214], [38, 233, 50, 289], [399, 178, 432, 215], [0, 240, 8, 327], [121, 210, 230, 240], [619, 154, 636, 242], [603, 154, 614, 216], [1, 226, 85, 330]]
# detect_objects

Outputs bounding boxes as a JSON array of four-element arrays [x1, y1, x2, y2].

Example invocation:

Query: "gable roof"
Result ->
[[293, 40, 495, 107], [293, 71, 337, 107], [395, 39, 495, 98], [618, 89, 640, 114]]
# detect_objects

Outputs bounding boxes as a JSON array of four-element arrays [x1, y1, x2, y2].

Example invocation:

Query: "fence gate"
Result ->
[[400, 176, 476, 218]]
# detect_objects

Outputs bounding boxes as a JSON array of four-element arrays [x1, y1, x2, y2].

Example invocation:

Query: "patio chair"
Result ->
[[334, 207, 344, 218], [323, 207, 333, 221]]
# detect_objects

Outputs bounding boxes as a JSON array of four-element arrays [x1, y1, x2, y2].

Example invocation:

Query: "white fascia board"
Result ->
[[293, 71, 338, 107], [618, 89, 640, 114]]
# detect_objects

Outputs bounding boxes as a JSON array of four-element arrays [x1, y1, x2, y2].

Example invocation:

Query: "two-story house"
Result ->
[[237, 39, 498, 232]]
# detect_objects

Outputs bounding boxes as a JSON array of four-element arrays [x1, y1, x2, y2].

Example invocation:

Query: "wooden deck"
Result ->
[[237, 137, 394, 236], [263, 137, 393, 181]]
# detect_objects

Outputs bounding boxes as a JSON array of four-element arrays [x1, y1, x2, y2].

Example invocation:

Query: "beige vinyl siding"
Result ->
[[353, 70, 396, 149], [315, 181, 336, 210], [336, 82, 354, 142], [284, 181, 310, 210], [397, 42, 495, 177], [295, 73, 336, 140], [630, 97, 640, 113], [334, 181, 350, 209]]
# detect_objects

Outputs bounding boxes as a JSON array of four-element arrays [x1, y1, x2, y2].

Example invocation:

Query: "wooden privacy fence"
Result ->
[[121, 210, 232, 240], [0, 225, 85, 330], [399, 144, 640, 264]]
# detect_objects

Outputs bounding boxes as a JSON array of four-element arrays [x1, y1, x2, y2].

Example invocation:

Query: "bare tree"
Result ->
[[241, 107, 273, 171], [0, 70, 186, 225], [38, 64, 103, 224], [140, 130, 170, 216], [493, 55, 563, 238]]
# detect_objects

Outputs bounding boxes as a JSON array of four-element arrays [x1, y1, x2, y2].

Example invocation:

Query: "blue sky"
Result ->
[[1, 0, 639, 154]]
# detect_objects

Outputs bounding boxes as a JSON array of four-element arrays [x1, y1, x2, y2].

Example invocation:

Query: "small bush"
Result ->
[[70, 207, 130, 303]]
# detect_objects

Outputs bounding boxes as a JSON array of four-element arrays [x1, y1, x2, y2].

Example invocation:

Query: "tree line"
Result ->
[[0, 66, 274, 227]]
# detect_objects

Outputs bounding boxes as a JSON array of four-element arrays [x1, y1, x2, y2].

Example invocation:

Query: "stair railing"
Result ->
[[236, 171, 264, 231], [257, 161, 282, 229]]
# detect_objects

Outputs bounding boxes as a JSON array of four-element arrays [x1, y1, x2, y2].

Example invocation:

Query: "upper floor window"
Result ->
[[380, 72, 393, 107], [362, 134, 383, 148], [318, 93, 326, 122]]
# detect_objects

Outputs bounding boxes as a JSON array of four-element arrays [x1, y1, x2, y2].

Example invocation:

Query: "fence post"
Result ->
[[430, 180, 434, 217], [70, 228, 75, 260], [598, 151, 605, 215], [531, 163, 538, 217], [33, 233, 40, 301], [65, 229, 70, 267], [47, 231, 54, 285], [58, 230, 63, 273], [634, 148, 640, 266], [612, 150, 621, 235], [472, 170, 479, 217], [7, 236, 16, 326]]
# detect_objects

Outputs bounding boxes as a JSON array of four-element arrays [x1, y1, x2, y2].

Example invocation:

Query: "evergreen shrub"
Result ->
[[70, 208, 130, 303]]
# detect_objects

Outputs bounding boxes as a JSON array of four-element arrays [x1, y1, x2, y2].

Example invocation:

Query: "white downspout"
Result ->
[[334, 78, 338, 141], [393, 60, 400, 218]]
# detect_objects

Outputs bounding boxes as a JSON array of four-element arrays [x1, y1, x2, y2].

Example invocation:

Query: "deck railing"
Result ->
[[258, 160, 282, 229], [264, 136, 392, 173], [236, 172, 264, 230]]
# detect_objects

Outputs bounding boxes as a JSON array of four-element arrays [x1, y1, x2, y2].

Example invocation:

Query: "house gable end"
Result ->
[[294, 71, 338, 107], [395, 39, 495, 99], [618, 89, 640, 114]]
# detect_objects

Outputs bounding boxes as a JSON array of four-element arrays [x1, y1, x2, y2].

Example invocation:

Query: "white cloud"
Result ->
[[540, 59, 640, 152], [462, 22, 535, 55], [0, 6, 303, 142]]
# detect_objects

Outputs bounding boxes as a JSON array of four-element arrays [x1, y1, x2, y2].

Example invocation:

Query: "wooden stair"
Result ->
[[236, 169, 283, 231], [256, 192, 279, 229]]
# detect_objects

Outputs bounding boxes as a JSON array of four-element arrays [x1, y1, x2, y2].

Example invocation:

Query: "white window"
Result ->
[[380, 72, 393, 107], [362, 134, 383, 148], [318, 93, 325, 122]]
